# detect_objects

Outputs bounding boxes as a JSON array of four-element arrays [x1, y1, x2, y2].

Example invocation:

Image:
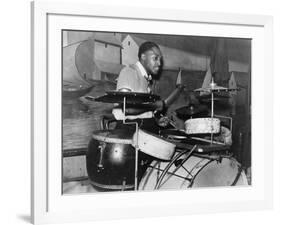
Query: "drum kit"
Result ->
[[85, 80, 248, 191]]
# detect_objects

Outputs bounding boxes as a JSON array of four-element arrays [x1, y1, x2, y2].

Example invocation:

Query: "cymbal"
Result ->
[[198, 94, 230, 103], [87, 91, 161, 104], [175, 104, 208, 119], [194, 85, 240, 93]]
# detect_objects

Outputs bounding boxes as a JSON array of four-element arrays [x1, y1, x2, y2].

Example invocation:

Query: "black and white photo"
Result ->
[[62, 30, 251, 194]]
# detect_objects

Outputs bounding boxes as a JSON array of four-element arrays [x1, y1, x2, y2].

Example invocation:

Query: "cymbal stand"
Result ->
[[122, 97, 139, 191], [210, 77, 216, 144]]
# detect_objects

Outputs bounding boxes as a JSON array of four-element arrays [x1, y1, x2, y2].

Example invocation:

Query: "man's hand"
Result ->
[[153, 100, 165, 113], [156, 116, 170, 127]]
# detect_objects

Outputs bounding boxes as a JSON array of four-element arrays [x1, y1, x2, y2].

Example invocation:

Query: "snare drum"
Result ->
[[185, 118, 220, 134], [139, 151, 248, 190], [133, 129, 176, 161]]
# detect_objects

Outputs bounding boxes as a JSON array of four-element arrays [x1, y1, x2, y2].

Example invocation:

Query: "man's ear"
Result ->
[[140, 53, 146, 62]]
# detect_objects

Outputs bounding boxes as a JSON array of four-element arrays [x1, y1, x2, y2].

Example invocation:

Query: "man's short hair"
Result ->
[[138, 41, 160, 59]]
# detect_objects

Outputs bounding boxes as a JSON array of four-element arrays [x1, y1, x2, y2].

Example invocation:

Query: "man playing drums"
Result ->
[[112, 41, 169, 133]]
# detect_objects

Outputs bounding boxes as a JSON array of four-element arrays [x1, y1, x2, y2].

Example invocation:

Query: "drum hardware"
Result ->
[[154, 145, 197, 189], [190, 136, 225, 145], [120, 95, 140, 191], [214, 114, 233, 134], [191, 77, 238, 144], [159, 128, 190, 142], [192, 153, 227, 161], [97, 142, 106, 169], [148, 161, 192, 182]]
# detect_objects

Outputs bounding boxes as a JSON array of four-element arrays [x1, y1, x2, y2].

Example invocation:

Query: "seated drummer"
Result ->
[[112, 41, 167, 134]]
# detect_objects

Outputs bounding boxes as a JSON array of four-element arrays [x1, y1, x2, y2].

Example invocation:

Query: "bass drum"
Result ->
[[139, 152, 248, 190], [86, 129, 136, 190]]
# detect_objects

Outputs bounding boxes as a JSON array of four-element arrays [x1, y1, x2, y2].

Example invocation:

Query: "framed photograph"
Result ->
[[31, 1, 273, 224]]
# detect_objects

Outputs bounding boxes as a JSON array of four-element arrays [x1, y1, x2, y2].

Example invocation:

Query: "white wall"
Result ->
[[66, 31, 94, 46], [229, 60, 249, 73], [161, 45, 209, 71], [1, 1, 280, 225], [123, 35, 249, 72], [94, 41, 120, 64], [122, 35, 140, 66]]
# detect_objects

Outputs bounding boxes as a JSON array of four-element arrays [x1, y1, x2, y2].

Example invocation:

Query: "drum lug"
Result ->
[[214, 156, 222, 164], [97, 142, 106, 170]]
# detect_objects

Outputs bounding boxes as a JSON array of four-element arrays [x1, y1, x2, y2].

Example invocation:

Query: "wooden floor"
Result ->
[[63, 180, 98, 194]]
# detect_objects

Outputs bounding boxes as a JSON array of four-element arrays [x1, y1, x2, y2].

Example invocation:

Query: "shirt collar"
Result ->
[[136, 61, 152, 81]]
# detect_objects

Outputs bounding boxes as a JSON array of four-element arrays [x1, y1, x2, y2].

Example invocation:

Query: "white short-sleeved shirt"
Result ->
[[112, 62, 153, 120]]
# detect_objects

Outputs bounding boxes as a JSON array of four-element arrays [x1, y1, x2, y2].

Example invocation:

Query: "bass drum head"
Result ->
[[139, 155, 248, 190], [191, 157, 247, 187]]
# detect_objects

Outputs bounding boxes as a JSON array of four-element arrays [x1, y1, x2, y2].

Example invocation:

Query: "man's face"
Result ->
[[140, 47, 162, 76]]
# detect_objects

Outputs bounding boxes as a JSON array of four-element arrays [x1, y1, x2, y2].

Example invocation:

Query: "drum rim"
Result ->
[[135, 129, 176, 160], [90, 180, 134, 190], [137, 129, 176, 147], [184, 117, 220, 123], [92, 130, 133, 144]]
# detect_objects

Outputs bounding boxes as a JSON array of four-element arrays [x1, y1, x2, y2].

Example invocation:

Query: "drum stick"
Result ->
[[164, 86, 185, 107], [164, 68, 185, 107], [191, 136, 224, 145]]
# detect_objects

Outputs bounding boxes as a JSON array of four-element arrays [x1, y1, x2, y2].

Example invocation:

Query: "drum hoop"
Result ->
[[231, 166, 244, 186], [92, 133, 133, 144], [90, 180, 134, 190]]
